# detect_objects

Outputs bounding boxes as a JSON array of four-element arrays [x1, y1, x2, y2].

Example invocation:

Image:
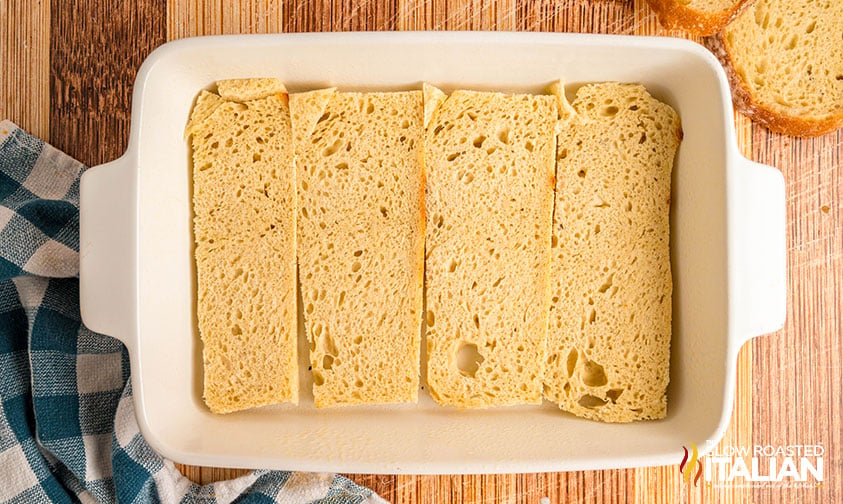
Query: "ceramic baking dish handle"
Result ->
[[730, 156, 787, 345], [79, 154, 136, 347]]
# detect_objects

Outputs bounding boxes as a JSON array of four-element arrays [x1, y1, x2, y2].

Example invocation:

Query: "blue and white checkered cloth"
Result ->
[[0, 120, 385, 504]]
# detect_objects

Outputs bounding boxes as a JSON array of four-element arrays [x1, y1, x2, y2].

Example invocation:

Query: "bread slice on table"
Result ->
[[705, 0, 843, 137], [545, 82, 681, 423], [290, 89, 425, 408], [424, 86, 557, 408], [645, 0, 752, 36], [187, 78, 298, 414]]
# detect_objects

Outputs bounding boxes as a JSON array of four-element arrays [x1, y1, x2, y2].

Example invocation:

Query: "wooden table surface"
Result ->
[[2, 0, 839, 502]]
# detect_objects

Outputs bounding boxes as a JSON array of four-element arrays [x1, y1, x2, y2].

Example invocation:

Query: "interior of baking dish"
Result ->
[[106, 33, 747, 473]]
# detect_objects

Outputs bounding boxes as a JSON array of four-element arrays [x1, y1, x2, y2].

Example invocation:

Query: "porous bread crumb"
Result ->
[[291, 89, 425, 408], [706, 0, 843, 136], [545, 82, 680, 422], [217, 78, 287, 102], [424, 86, 557, 408], [189, 79, 298, 414]]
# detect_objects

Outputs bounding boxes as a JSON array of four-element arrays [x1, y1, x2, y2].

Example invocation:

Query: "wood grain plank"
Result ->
[[750, 128, 842, 504], [516, 0, 634, 34], [50, 0, 166, 165], [281, 0, 400, 33], [0, 0, 49, 139], [397, 0, 428, 30], [168, 0, 286, 39]]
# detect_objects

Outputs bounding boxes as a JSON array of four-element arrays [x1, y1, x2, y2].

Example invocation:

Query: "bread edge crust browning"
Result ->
[[704, 33, 843, 137], [646, 0, 754, 36]]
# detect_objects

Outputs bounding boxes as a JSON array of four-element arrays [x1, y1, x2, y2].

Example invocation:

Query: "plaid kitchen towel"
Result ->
[[0, 120, 385, 504]]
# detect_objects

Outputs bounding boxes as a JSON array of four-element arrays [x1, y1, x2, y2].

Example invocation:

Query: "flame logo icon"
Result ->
[[679, 442, 703, 486]]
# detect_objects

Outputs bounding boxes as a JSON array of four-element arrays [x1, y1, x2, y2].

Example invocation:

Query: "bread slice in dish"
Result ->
[[424, 85, 557, 408], [545, 82, 681, 422], [290, 89, 425, 408], [705, 0, 843, 136], [188, 78, 298, 414]]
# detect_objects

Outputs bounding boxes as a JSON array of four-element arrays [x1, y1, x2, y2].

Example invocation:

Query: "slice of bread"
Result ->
[[290, 89, 425, 408], [705, 0, 843, 136], [189, 79, 298, 413], [645, 0, 752, 36], [545, 83, 680, 422], [423, 83, 448, 129], [185, 90, 224, 137], [217, 78, 288, 102], [424, 86, 557, 408]]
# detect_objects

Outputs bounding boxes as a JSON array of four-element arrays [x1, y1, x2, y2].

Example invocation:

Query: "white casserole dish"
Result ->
[[79, 32, 786, 474]]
